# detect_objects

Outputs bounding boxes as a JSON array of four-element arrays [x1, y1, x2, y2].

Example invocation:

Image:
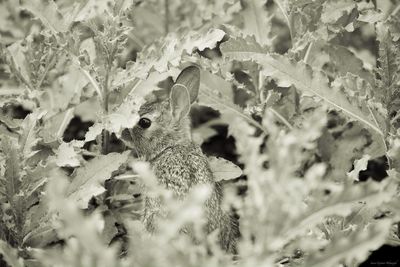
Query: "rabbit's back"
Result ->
[[151, 142, 214, 194], [150, 142, 238, 252]]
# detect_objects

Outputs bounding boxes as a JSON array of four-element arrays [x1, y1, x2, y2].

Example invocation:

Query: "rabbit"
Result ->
[[121, 66, 239, 253]]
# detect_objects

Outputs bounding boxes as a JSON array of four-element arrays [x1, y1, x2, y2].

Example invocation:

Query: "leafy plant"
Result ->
[[0, 0, 400, 267]]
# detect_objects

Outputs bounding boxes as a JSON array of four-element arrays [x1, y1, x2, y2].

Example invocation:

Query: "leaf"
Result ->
[[321, 0, 356, 25], [208, 157, 243, 181], [18, 111, 45, 159], [241, 0, 273, 46], [21, 163, 51, 208], [39, 65, 87, 117], [198, 69, 267, 133], [104, 95, 144, 137], [0, 240, 24, 267], [319, 124, 368, 181], [42, 174, 118, 266], [6, 41, 32, 87], [221, 37, 384, 136], [331, 73, 387, 151], [358, 9, 384, 24], [192, 124, 218, 145], [102, 213, 119, 245], [0, 114, 20, 130], [347, 154, 370, 181], [117, 28, 225, 81], [284, 180, 395, 240], [182, 28, 226, 52], [1, 138, 22, 199], [322, 43, 375, 86], [56, 142, 81, 168], [85, 94, 144, 141], [74, 97, 102, 122], [376, 22, 400, 105], [39, 108, 74, 144], [85, 123, 104, 143], [66, 151, 130, 209], [22, 201, 57, 247], [301, 219, 392, 267], [386, 15, 400, 42], [388, 139, 400, 173], [0, 137, 25, 242], [71, 0, 114, 22], [20, 0, 71, 33]]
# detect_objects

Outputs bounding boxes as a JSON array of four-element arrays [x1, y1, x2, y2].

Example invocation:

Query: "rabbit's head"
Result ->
[[122, 66, 200, 160]]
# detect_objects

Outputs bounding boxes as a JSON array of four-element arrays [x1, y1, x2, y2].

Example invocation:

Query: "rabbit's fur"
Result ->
[[122, 67, 238, 252]]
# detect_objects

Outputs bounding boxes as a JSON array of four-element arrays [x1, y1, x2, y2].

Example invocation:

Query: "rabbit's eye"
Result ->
[[138, 117, 151, 129]]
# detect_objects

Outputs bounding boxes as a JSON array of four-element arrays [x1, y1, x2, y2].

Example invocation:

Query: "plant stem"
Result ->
[[36, 52, 56, 90], [102, 65, 111, 155], [269, 108, 293, 130], [274, 0, 294, 43], [165, 0, 170, 35], [390, 3, 400, 17], [56, 108, 74, 138], [70, 53, 103, 101], [303, 42, 314, 65]]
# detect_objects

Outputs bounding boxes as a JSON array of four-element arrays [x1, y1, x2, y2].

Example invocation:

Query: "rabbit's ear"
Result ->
[[174, 66, 200, 103], [170, 84, 191, 122]]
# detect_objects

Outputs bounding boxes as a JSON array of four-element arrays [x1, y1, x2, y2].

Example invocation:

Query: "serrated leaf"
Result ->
[[208, 156, 243, 181], [39, 108, 74, 144], [358, 9, 384, 24], [182, 28, 226, 52], [332, 73, 387, 148], [66, 151, 130, 209], [85, 123, 104, 143], [347, 154, 370, 181], [20, 0, 71, 33], [0, 137, 25, 242], [0, 240, 24, 267], [151, 28, 224, 73], [387, 15, 400, 42], [104, 95, 143, 137], [323, 43, 375, 86], [44, 174, 118, 265], [102, 213, 119, 245], [1, 138, 22, 199], [117, 28, 225, 82], [71, 0, 113, 22], [21, 164, 51, 208], [221, 37, 384, 136], [376, 22, 400, 105], [302, 220, 392, 267], [321, 0, 356, 25], [241, 0, 273, 46], [198, 69, 267, 133], [319, 123, 368, 181], [40, 65, 87, 117], [19, 111, 46, 158], [56, 142, 80, 168], [22, 201, 56, 247], [6, 41, 31, 86], [284, 180, 395, 240], [85, 95, 143, 141], [0, 114, 20, 130]]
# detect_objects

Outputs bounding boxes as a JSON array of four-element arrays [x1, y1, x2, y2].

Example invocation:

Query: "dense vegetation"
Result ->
[[1, 0, 400, 266]]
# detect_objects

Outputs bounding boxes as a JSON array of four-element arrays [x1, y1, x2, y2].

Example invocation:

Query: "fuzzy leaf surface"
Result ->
[[221, 37, 384, 135], [66, 151, 130, 208]]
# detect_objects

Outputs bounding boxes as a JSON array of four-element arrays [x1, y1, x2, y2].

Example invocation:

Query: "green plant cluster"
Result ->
[[0, 0, 400, 267]]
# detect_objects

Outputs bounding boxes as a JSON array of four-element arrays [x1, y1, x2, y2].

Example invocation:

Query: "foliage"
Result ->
[[0, 0, 400, 267]]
